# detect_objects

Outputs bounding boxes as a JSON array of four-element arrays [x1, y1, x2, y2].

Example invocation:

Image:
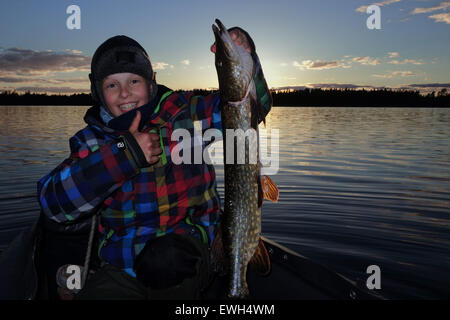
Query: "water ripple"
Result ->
[[0, 106, 449, 299]]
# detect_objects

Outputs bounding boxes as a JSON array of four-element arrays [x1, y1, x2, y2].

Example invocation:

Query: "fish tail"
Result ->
[[248, 238, 271, 276]]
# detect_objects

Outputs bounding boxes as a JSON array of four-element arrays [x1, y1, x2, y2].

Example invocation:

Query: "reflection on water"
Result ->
[[0, 106, 449, 299]]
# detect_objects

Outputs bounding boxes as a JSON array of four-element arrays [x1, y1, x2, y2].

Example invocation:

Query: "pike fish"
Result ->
[[211, 19, 279, 299]]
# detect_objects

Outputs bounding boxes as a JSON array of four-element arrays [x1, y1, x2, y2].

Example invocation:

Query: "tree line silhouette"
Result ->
[[0, 91, 94, 106], [0, 88, 449, 107], [271, 88, 449, 107]]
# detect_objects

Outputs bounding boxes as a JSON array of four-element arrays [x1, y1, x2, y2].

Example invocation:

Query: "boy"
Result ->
[[38, 26, 271, 299]]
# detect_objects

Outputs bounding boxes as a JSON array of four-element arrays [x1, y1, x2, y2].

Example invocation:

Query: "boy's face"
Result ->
[[102, 73, 150, 117]]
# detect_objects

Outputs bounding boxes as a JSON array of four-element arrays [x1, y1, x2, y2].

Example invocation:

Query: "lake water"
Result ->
[[0, 106, 449, 299]]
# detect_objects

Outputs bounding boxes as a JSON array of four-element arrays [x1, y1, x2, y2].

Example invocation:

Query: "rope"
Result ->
[[81, 214, 97, 288]]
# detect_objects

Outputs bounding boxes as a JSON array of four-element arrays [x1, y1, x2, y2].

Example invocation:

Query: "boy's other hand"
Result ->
[[210, 28, 252, 55], [128, 111, 162, 165]]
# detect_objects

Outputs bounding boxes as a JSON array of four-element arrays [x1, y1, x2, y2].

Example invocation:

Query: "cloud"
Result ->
[[0, 47, 91, 76], [291, 52, 425, 73], [429, 13, 450, 24], [372, 71, 417, 78], [293, 60, 344, 70], [153, 62, 174, 70], [352, 56, 382, 65], [388, 52, 399, 58], [411, 1, 450, 14], [0, 77, 26, 83], [0, 47, 91, 94], [410, 2, 450, 24], [385, 53, 424, 65], [356, 0, 401, 13], [180, 59, 190, 66], [388, 59, 423, 65], [64, 49, 83, 55]]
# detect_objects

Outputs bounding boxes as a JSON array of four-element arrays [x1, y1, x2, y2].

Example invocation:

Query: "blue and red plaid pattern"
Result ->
[[38, 70, 271, 277]]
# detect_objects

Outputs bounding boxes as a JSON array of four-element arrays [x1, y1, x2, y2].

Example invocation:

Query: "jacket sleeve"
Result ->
[[188, 52, 272, 132], [37, 130, 140, 224]]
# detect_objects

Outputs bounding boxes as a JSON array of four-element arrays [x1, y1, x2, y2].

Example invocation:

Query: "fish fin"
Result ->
[[210, 228, 227, 276], [249, 238, 271, 276], [261, 175, 279, 203]]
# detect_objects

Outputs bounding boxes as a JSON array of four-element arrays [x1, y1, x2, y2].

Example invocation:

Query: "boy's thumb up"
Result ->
[[129, 111, 141, 134], [123, 110, 162, 167]]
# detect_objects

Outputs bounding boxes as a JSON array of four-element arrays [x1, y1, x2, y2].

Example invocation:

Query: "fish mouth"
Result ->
[[212, 19, 235, 59], [212, 18, 256, 101]]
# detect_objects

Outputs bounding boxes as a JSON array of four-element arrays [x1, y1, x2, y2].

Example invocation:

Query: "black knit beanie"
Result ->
[[89, 35, 156, 108]]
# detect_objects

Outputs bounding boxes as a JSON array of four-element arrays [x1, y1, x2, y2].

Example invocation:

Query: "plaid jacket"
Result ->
[[38, 64, 272, 277]]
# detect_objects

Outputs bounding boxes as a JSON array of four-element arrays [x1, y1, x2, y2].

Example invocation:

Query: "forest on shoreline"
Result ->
[[0, 88, 449, 107]]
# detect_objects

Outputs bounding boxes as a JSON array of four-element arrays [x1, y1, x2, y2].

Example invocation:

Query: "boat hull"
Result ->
[[0, 217, 382, 300]]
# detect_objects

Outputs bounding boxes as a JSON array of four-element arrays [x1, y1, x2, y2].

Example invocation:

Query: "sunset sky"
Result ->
[[0, 0, 449, 94]]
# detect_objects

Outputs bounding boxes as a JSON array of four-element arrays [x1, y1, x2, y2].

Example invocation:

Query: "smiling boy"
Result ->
[[102, 72, 151, 116], [38, 28, 271, 299]]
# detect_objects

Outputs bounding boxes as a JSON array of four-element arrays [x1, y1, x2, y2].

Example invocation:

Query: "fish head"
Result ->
[[212, 19, 254, 102]]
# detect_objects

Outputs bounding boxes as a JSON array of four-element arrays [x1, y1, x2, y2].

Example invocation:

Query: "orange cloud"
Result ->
[[293, 60, 344, 70], [411, 1, 450, 14], [0, 48, 91, 76]]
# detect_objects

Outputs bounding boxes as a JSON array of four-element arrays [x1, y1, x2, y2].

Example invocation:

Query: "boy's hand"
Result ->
[[210, 28, 252, 54], [128, 111, 162, 165]]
